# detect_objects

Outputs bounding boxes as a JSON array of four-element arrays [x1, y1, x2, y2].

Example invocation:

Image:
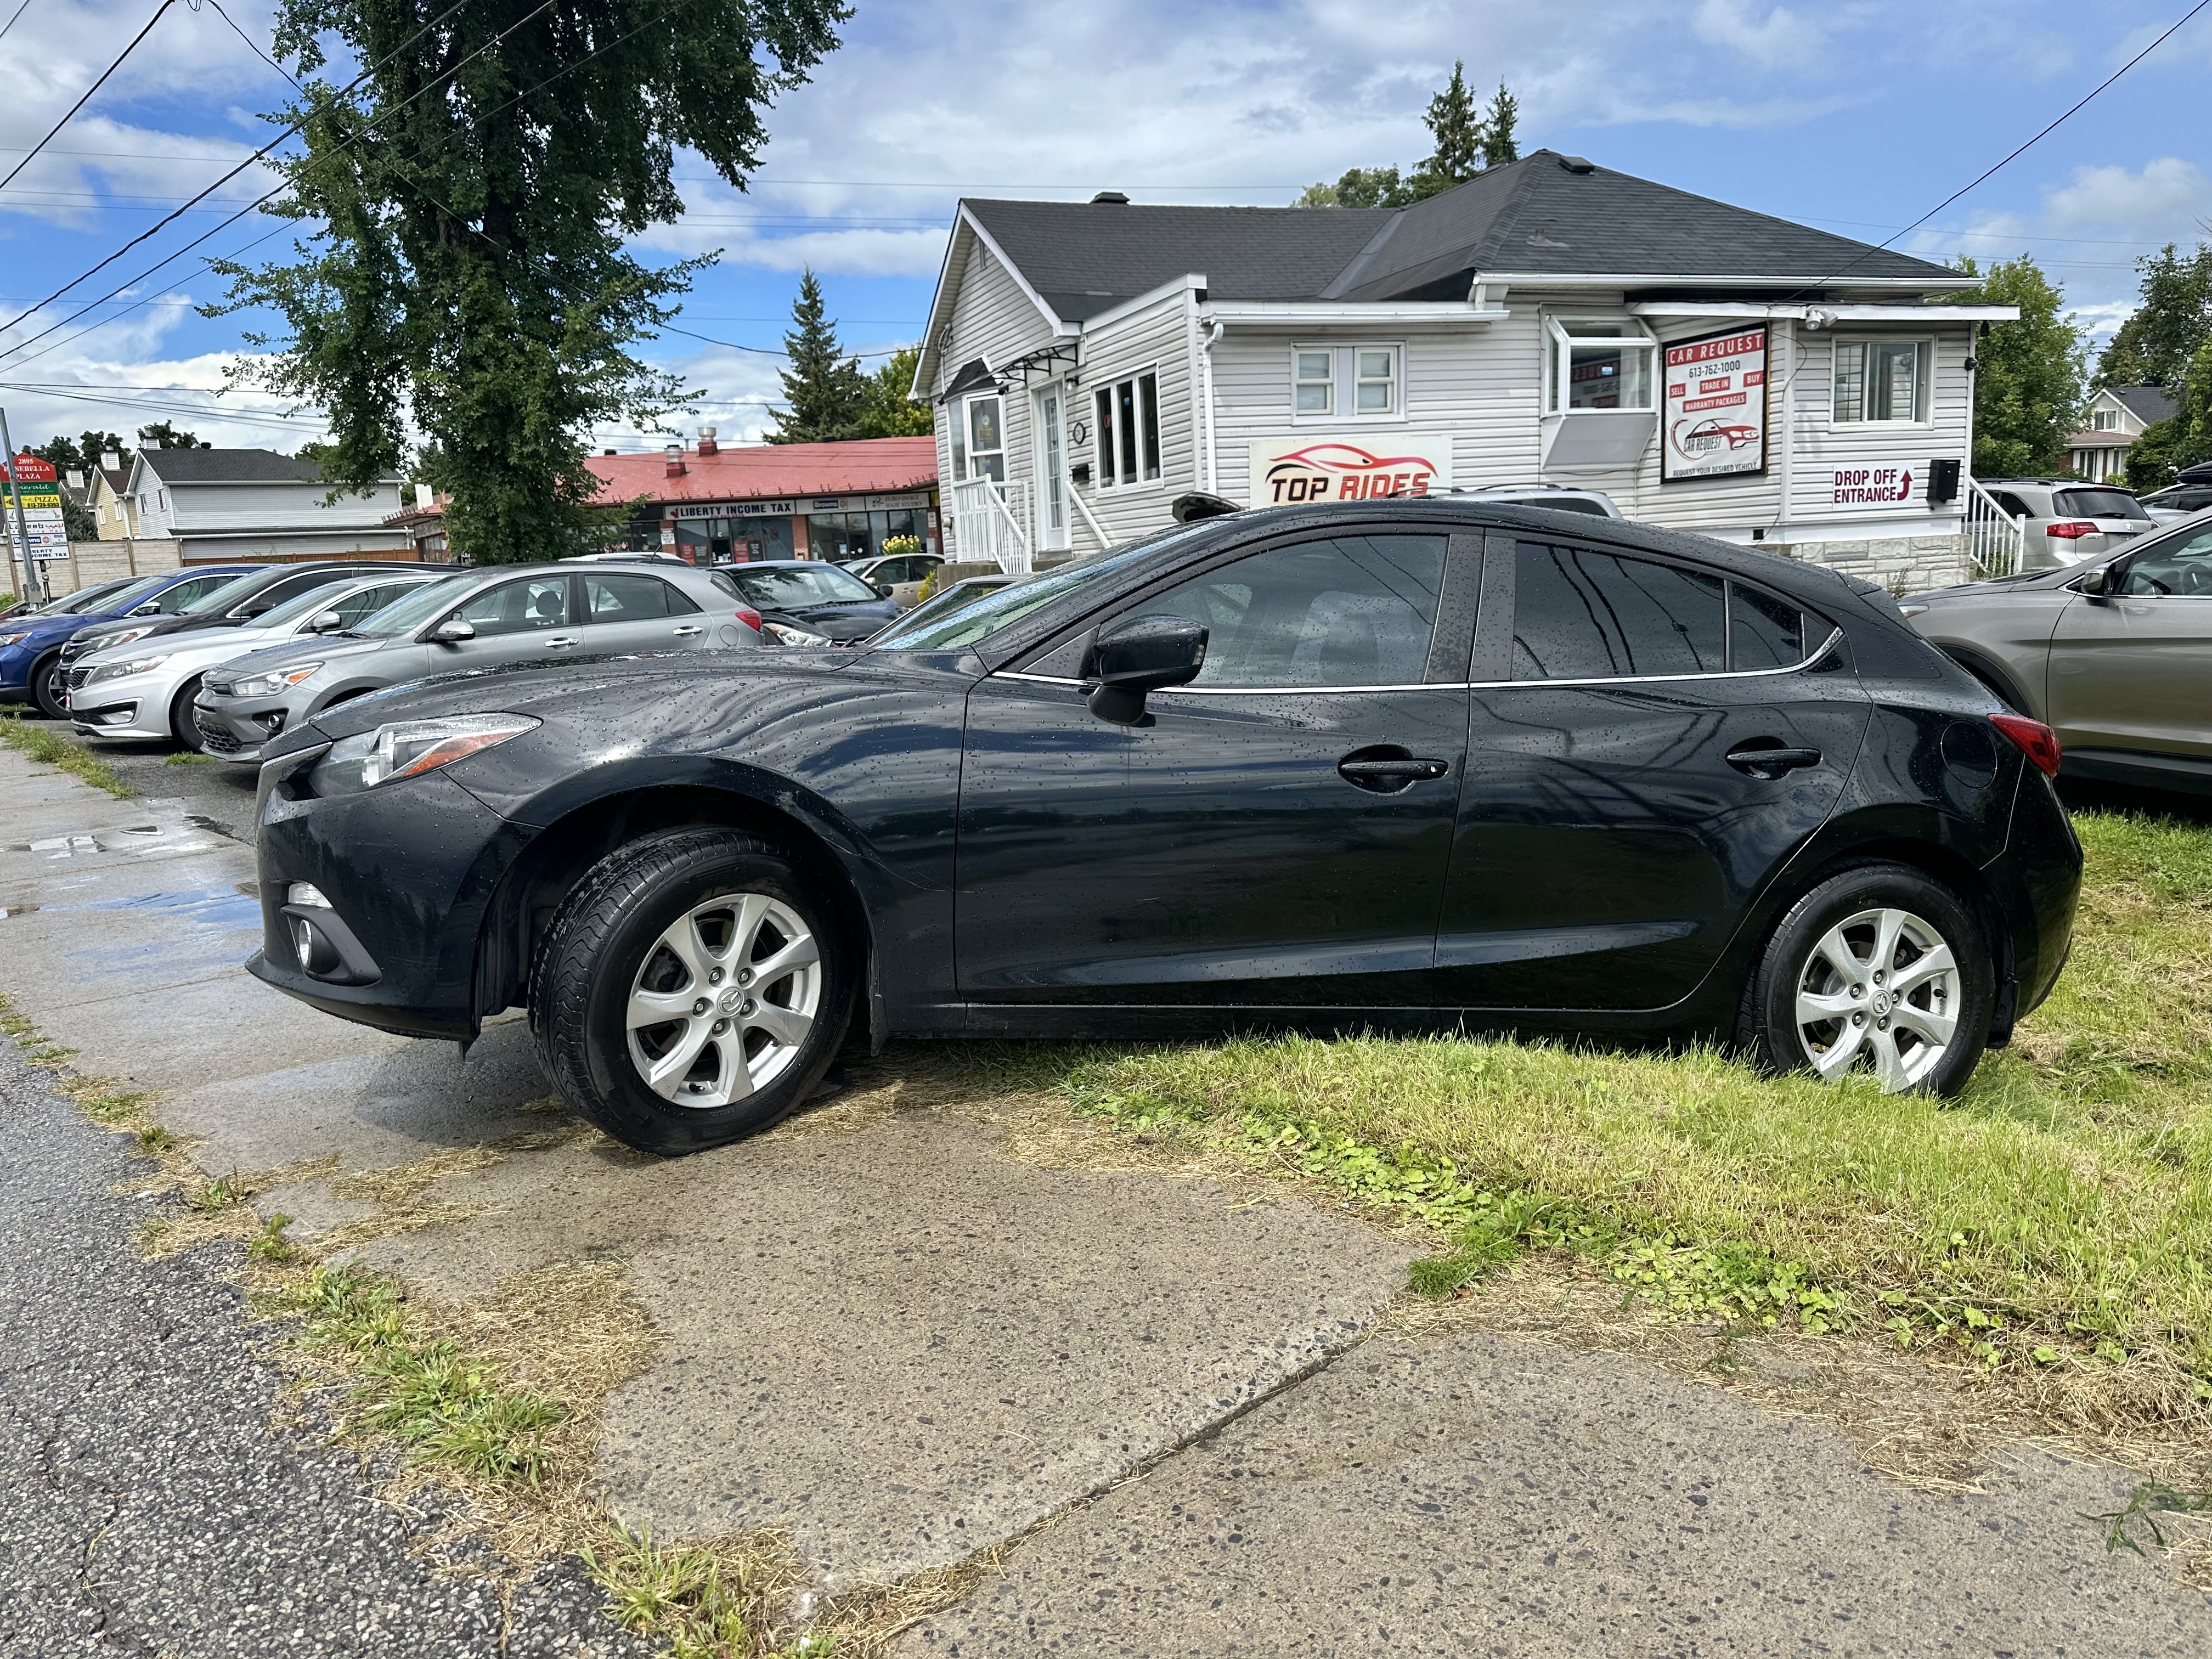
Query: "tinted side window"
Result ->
[[1727, 583, 1806, 669], [1118, 535, 1446, 688], [334, 582, 415, 625], [153, 575, 234, 612], [456, 577, 571, 636], [2118, 527, 2212, 597], [1993, 492, 2030, 519], [1510, 543, 1724, 680], [253, 572, 344, 611], [585, 574, 695, 620]]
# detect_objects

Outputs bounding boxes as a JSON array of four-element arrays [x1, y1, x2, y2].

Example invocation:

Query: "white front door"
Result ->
[[1033, 384, 1069, 552]]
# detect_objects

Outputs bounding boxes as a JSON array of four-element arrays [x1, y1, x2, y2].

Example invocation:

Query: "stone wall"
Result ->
[[1766, 533, 1975, 597], [32, 539, 183, 598]]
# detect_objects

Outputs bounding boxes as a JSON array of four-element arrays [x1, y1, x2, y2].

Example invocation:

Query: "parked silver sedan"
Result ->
[[194, 561, 763, 763], [1901, 515, 2212, 794]]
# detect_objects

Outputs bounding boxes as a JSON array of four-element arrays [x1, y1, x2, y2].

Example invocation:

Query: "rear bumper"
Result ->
[[1993, 768, 2084, 1019]]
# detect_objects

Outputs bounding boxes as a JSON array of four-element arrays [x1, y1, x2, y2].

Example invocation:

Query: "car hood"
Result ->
[[760, 600, 901, 640], [202, 630, 399, 688], [77, 619, 300, 672], [78, 612, 242, 651], [1902, 566, 2093, 605]]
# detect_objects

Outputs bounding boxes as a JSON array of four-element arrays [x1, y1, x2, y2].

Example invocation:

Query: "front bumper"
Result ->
[[250, 742, 529, 1039], [193, 686, 293, 762], [68, 667, 169, 740]]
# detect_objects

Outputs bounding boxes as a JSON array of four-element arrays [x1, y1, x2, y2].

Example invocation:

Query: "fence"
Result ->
[[948, 478, 1035, 573]]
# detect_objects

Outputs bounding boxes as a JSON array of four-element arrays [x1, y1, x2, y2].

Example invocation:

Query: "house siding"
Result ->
[[932, 241, 1057, 559], [1068, 291, 1198, 550]]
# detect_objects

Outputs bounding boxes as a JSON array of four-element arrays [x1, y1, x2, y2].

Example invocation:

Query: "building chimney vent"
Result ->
[[665, 443, 686, 477], [102, 450, 120, 469], [697, 425, 719, 456], [603, 447, 617, 455], [1558, 155, 1595, 174], [65, 469, 84, 490], [1091, 190, 1130, 205]]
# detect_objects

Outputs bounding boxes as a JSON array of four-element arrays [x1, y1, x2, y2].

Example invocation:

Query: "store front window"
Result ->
[[675, 516, 793, 564], [807, 507, 929, 564]]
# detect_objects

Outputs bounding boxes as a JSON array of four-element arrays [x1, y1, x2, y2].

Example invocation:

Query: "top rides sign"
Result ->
[[1661, 327, 1769, 483], [1248, 436, 1454, 506]]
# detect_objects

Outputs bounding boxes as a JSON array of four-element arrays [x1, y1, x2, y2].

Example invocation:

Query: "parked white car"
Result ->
[[66, 570, 445, 749]]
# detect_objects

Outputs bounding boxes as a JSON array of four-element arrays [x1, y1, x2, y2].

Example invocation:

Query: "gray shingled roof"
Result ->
[[138, 448, 326, 484], [2111, 385, 2180, 425], [962, 151, 1961, 321]]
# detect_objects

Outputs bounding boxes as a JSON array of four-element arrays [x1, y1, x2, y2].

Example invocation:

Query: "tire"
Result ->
[[30, 651, 66, 720], [170, 676, 207, 751], [1741, 861, 1993, 1097], [531, 828, 855, 1155]]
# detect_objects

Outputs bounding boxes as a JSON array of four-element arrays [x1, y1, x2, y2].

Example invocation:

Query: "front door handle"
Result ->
[[671, 625, 707, 638], [1725, 743, 1822, 776], [1338, 749, 1452, 793], [543, 635, 578, 650]]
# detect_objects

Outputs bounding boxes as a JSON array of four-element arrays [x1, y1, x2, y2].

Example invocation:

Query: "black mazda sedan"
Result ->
[[246, 501, 2083, 1155]]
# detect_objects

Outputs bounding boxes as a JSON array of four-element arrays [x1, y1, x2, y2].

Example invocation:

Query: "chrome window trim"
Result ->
[[992, 626, 1842, 697]]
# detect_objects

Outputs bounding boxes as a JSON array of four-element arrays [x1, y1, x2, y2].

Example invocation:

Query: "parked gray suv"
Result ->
[[193, 562, 762, 763], [1980, 479, 2155, 571]]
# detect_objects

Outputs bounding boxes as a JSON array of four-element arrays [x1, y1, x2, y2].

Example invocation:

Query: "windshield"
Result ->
[[864, 578, 1012, 642], [2055, 488, 2151, 521], [352, 571, 482, 636], [180, 572, 270, 616], [870, 526, 1212, 651], [256, 578, 392, 632], [33, 578, 135, 616], [86, 574, 174, 614], [726, 564, 879, 607]]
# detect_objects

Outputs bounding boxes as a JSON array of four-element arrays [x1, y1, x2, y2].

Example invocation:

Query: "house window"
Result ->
[[1295, 350, 1334, 414], [1291, 344, 1404, 422], [1545, 318, 1656, 414], [954, 394, 1006, 483], [1094, 370, 1160, 488], [2091, 407, 2120, 431], [1832, 340, 1929, 424]]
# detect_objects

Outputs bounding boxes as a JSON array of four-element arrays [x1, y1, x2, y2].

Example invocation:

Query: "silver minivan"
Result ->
[[194, 562, 763, 762]]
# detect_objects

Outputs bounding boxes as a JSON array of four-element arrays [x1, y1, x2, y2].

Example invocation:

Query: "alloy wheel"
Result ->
[[624, 891, 821, 1108], [1792, 906, 1960, 1092]]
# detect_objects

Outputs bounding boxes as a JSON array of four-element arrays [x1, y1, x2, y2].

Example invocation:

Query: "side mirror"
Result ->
[[239, 602, 273, 619], [308, 610, 345, 633], [1080, 614, 1208, 725], [875, 583, 895, 600], [2076, 565, 2112, 598], [430, 617, 477, 642], [130, 601, 162, 616]]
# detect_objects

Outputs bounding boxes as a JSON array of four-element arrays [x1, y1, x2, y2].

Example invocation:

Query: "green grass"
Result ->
[[164, 750, 213, 766], [0, 713, 134, 797], [1047, 809, 2212, 1420]]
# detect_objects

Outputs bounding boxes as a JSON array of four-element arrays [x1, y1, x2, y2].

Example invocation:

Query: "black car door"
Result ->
[[955, 529, 1475, 1008], [1436, 534, 1870, 1012]]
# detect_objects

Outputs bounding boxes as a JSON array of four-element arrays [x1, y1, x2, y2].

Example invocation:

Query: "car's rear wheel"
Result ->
[[169, 676, 208, 750], [30, 651, 66, 720], [531, 828, 854, 1155], [1743, 862, 1992, 1097]]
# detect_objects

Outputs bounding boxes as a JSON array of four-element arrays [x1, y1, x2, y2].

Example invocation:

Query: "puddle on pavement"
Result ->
[[0, 904, 36, 919], [10, 823, 217, 860]]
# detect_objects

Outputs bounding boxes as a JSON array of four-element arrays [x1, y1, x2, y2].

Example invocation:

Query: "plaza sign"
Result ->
[[5, 453, 69, 561], [1662, 327, 1768, 482], [1248, 435, 1453, 506]]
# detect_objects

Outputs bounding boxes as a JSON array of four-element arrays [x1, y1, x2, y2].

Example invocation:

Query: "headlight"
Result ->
[[1895, 603, 1928, 619], [92, 625, 157, 652], [761, 621, 832, 646], [84, 653, 171, 685], [230, 662, 325, 697], [308, 713, 540, 797], [0, 632, 29, 647]]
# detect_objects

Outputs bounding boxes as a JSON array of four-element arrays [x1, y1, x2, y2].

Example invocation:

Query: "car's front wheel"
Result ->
[[531, 828, 854, 1155], [169, 676, 208, 751], [1743, 862, 1993, 1096], [30, 651, 67, 720]]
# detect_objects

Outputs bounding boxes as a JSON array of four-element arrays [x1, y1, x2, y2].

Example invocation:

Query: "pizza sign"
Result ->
[[1661, 327, 1768, 482], [1248, 436, 1454, 506]]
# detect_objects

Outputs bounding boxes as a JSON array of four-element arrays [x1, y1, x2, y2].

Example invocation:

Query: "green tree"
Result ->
[[1943, 255, 2087, 477], [29, 436, 86, 474], [851, 345, 933, 439], [2095, 242, 2212, 390], [1295, 66, 1522, 208], [765, 269, 867, 443], [214, 0, 849, 563], [136, 420, 208, 450], [1482, 81, 1520, 166], [2125, 337, 2212, 488]]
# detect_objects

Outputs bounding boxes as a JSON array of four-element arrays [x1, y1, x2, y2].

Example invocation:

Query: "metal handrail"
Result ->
[[1066, 475, 1111, 551], [1963, 476, 2024, 579]]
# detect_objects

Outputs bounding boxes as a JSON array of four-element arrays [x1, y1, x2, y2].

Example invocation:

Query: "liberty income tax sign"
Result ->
[[1248, 435, 1453, 506], [1662, 326, 1768, 482]]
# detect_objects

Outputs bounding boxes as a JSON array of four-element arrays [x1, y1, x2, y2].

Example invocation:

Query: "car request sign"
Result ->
[[1662, 326, 1768, 483]]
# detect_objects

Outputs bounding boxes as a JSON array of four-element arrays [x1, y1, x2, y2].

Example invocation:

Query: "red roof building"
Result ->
[[586, 431, 939, 565]]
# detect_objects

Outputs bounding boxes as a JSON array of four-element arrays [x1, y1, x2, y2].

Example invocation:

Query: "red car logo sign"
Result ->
[[1261, 442, 1440, 505], [1673, 417, 1762, 455]]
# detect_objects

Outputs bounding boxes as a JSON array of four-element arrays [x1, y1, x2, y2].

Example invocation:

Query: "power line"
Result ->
[[0, 0, 34, 50], [0, 0, 179, 195]]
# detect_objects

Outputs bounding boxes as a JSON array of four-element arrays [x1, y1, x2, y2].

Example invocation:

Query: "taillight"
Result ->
[[2045, 521, 2097, 539], [735, 608, 762, 631], [1989, 713, 2062, 778]]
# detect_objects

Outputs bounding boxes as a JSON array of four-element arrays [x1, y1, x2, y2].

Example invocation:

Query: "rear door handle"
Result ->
[[544, 635, 578, 650], [671, 625, 707, 637], [1338, 753, 1452, 793], [1725, 743, 1822, 776]]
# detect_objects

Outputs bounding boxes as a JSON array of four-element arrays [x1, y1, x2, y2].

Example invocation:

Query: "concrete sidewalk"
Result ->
[[2, 741, 2207, 1652]]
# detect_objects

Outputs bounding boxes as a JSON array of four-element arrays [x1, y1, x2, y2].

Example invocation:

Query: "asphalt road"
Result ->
[[0, 1038, 650, 1658], [84, 737, 264, 842]]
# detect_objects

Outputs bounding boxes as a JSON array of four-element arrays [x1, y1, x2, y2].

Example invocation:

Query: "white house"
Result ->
[[2065, 385, 2177, 483], [126, 448, 413, 563], [913, 152, 2021, 591]]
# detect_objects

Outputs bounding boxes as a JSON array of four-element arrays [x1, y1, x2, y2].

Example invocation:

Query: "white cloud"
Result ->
[[1691, 1, 1829, 69], [2040, 157, 2212, 235]]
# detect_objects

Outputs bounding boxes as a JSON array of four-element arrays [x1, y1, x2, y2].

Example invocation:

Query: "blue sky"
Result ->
[[2, 0, 2208, 458]]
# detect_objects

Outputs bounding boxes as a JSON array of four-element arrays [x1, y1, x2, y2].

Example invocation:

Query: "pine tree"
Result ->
[[1421, 62, 1483, 183], [766, 270, 867, 444], [1482, 81, 1520, 167]]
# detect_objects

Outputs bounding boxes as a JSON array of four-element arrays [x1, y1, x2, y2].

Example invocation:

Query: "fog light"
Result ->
[[99, 707, 136, 726], [286, 882, 332, 909], [259, 711, 286, 733], [289, 913, 343, 976]]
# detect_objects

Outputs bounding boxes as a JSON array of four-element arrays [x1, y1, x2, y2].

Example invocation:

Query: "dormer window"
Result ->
[[1545, 317, 1657, 414]]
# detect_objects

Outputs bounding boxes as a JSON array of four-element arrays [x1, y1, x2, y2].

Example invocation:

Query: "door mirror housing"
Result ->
[[2076, 563, 2113, 599], [130, 601, 162, 616], [308, 610, 346, 633], [1080, 613, 1207, 725], [430, 617, 477, 643], [876, 583, 896, 600]]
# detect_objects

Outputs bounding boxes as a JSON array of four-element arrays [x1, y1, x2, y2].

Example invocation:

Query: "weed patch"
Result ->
[[163, 751, 213, 766], [0, 714, 134, 798]]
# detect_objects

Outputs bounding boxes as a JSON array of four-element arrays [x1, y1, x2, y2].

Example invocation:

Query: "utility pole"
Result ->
[[0, 407, 44, 606]]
